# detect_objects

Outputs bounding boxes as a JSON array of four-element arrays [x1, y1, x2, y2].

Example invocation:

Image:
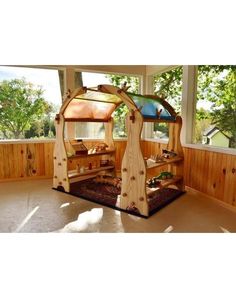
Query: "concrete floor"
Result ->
[[0, 179, 236, 232]]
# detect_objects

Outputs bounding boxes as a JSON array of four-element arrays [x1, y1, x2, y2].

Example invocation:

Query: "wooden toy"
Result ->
[[89, 142, 108, 154], [94, 175, 122, 189], [162, 149, 177, 159], [70, 139, 88, 155], [156, 171, 173, 180], [147, 177, 161, 188]]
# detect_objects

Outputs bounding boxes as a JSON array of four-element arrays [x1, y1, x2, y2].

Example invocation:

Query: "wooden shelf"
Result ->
[[146, 175, 183, 195], [146, 156, 183, 170], [68, 165, 115, 179], [67, 149, 115, 160]]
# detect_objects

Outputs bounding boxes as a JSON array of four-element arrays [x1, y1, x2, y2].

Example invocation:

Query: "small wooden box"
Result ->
[[71, 139, 88, 155], [100, 160, 109, 167]]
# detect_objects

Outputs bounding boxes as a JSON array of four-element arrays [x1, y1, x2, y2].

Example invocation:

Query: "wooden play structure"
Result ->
[[53, 84, 184, 217]]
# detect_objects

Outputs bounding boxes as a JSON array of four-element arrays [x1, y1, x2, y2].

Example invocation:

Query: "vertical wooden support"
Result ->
[[120, 111, 148, 216], [104, 118, 116, 175], [181, 65, 198, 144], [104, 118, 115, 150], [167, 116, 184, 190], [53, 114, 69, 192], [167, 116, 184, 157], [65, 68, 76, 140]]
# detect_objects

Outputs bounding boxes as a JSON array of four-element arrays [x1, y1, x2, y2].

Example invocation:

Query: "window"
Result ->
[[75, 71, 140, 139], [0, 66, 62, 140], [194, 66, 236, 149], [153, 66, 183, 114], [146, 66, 183, 140]]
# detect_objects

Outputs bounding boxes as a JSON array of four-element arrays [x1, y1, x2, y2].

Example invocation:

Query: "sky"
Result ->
[[0, 66, 62, 106], [82, 72, 110, 86], [0, 67, 111, 107]]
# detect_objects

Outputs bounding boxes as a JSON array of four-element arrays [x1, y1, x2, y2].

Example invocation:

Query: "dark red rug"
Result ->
[[67, 178, 185, 218]]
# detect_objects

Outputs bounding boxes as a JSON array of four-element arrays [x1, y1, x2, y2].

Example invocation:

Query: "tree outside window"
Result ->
[[0, 78, 57, 139]]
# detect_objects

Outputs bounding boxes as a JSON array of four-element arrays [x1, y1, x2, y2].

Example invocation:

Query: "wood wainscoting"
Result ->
[[0, 140, 127, 182], [0, 141, 55, 181], [0, 140, 236, 209], [183, 147, 236, 207], [143, 141, 236, 208]]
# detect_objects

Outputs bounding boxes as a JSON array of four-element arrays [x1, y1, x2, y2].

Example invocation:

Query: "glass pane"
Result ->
[[194, 65, 236, 149], [128, 93, 175, 121], [153, 122, 169, 140], [76, 90, 122, 104], [75, 122, 105, 139], [153, 66, 183, 114], [64, 98, 116, 121], [0, 66, 60, 140]]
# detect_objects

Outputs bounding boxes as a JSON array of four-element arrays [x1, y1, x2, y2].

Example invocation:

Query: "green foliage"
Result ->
[[153, 66, 183, 113], [0, 78, 55, 139], [106, 75, 139, 94], [153, 65, 236, 148], [194, 66, 236, 147], [153, 122, 169, 139], [106, 75, 139, 137], [209, 70, 236, 147]]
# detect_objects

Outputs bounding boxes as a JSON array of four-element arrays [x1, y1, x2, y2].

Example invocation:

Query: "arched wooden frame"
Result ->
[[53, 84, 183, 217]]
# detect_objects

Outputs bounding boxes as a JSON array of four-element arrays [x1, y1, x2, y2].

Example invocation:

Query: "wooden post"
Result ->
[[167, 116, 184, 190], [53, 114, 69, 192], [120, 110, 148, 216], [181, 65, 198, 144], [64, 68, 76, 140], [104, 118, 115, 150], [104, 118, 116, 176]]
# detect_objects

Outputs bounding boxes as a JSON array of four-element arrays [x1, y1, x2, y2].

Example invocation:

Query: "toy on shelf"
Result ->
[[148, 154, 165, 163], [100, 160, 109, 167], [162, 149, 177, 159], [70, 139, 88, 155], [94, 175, 122, 189], [156, 171, 173, 180], [147, 177, 161, 188], [88, 142, 108, 154]]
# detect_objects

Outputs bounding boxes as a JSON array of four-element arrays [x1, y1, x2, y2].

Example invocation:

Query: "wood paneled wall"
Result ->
[[183, 147, 236, 206], [0, 140, 236, 209], [0, 142, 55, 181], [144, 141, 236, 207], [0, 141, 126, 181]]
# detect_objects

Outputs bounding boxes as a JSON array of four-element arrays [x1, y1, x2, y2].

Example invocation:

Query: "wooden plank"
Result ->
[[68, 149, 115, 159], [146, 156, 183, 169], [146, 175, 183, 195], [68, 165, 115, 179], [224, 155, 235, 205]]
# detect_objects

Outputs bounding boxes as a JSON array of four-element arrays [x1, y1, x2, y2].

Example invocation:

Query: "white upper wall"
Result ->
[[17, 65, 179, 77], [145, 65, 179, 76]]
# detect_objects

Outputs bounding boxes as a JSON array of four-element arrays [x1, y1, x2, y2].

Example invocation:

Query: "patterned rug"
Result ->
[[68, 178, 185, 218]]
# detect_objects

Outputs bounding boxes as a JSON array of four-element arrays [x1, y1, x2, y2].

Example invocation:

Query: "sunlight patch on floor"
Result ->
[[14, 206, 39, 232], [219, 226, 230, 233], [163, 225, 174, 233], [58, 208, 103, 232], [60, 202, 70, 208], [128, 214, 142, 221]]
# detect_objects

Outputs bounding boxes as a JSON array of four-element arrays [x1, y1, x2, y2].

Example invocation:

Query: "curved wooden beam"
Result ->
[[60, 86, 87, 115], [98, 84, 138, 111]]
